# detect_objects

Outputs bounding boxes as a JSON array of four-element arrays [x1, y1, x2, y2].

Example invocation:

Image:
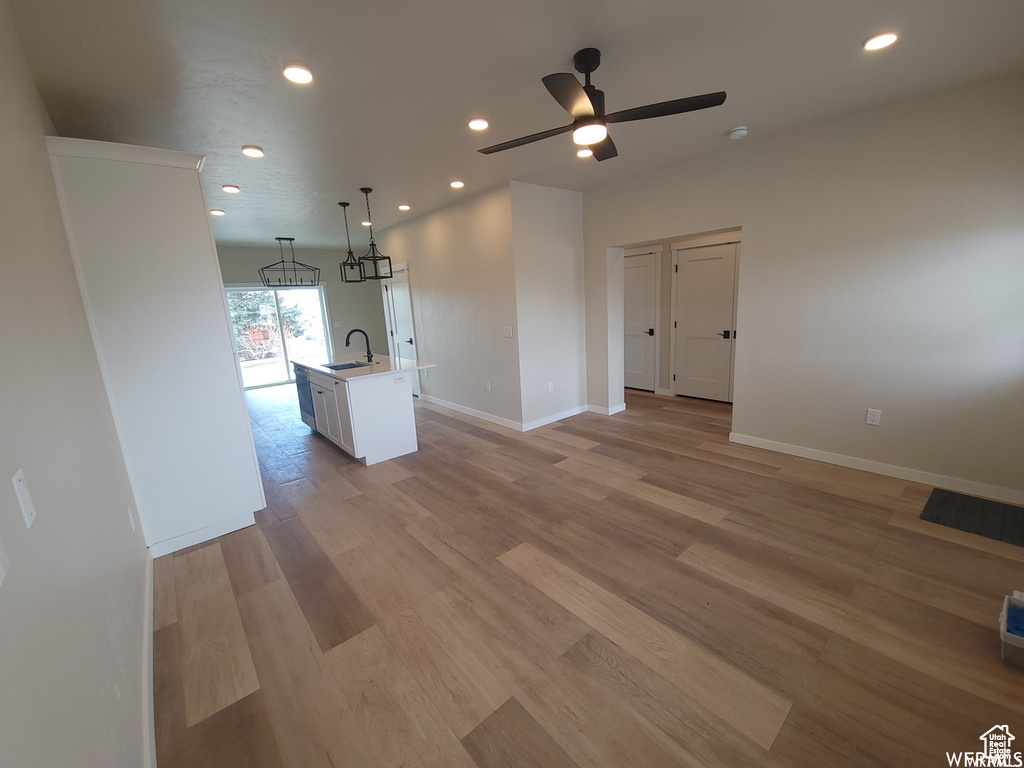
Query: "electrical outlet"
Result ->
[[127, 505, 136, 533], [866, 408, 882, 426], [500, 326, 513, 338], [0, 535, 10, 588], [12, 469, 36, 528], [393, 373, 408, 384], [548, 381, 554, 392], [485, 381, 491, 392]]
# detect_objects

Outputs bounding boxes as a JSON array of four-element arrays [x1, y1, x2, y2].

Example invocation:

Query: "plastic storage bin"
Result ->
[[999, 593, 1024, 669]]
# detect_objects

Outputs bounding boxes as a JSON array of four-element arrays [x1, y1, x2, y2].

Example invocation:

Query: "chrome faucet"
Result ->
[[345, 328, 373, 362]]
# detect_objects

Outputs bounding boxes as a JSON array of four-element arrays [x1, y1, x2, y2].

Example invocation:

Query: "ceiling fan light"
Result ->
[[573, 121, 607, 146]]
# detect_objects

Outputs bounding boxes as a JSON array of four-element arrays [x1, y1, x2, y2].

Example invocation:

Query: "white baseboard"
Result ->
[[148, 512, 255, 558], [655, 388, 674, 397], [522, 405, 589, 432], [729, 432, 1024, 506], [418, 394, 524, 431], [588, 403, 627, 416], [141, 552, 156, 768]]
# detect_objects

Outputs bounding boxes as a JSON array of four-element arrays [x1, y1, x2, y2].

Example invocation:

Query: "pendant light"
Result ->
[[338, 202, 365, 283], [259, 237, 320, 286], [358, 187, 393, 280]]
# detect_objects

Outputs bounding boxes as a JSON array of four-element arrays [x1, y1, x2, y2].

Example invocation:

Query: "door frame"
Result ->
[[669, 231, 741, 401], [623, 245, 663, 393], [379, 264, 421, 395]]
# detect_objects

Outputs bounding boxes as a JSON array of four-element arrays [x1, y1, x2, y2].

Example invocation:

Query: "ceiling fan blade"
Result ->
[[542, 73, 595, 119], [591, 135, 618, 161], [605, 91, 727, 124], [477, 123, 573, 154]]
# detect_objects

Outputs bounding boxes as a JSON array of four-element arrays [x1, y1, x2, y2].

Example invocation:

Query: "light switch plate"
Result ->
[[0, 535, 10, 587], [12, 469, 36, 528], [866, 408, 882, 426]]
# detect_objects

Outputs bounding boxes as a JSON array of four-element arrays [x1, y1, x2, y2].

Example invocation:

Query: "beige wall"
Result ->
[[510, 181, 587, 427], [0, 4, 149, 766], [216, 244, 388, 362], [585, 73, 1024, 499], [380, 186, 524, 425]]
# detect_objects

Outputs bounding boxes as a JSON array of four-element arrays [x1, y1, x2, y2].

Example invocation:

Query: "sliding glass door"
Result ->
[[226, 287, 330, 389]]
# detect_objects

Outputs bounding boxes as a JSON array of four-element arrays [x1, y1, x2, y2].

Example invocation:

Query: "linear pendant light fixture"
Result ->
[[338, 201, 365, 283], [358, 187, 393, 280], [259, 237, 320, 286]]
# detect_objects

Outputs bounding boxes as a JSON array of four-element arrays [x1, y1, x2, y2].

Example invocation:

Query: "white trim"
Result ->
[[148, 512, 256, 558], [418, 394, 524, 431], [522, 405, 589, 432], [671, 228, 742, 252], [141, 552, 156, 768], [45, 136, 204, 170], [729, 433, 1024, 506], [589, 403, 627, 416], [655, 388, 674, 396]]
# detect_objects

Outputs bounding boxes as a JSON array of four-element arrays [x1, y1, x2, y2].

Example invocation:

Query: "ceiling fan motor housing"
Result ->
[[573, 48, 602, 75]]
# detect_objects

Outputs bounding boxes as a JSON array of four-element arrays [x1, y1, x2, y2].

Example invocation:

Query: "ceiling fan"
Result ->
[[478, 48, 726, 161]]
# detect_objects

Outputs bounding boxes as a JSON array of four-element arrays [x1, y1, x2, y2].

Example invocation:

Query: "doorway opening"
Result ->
[[226, 286, 331, 389], [619, 229, 741, 405]]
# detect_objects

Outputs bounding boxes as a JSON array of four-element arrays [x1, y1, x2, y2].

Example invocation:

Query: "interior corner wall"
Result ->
[[0, 5, 149, 767], [379, 185, 523, 426], [216, 244, 388, 361], [584, 73, 1024, 499], [510, 181, 586, 428]]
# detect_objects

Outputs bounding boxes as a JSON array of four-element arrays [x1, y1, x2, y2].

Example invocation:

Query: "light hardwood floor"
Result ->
[[153, 385, 1023, 768]]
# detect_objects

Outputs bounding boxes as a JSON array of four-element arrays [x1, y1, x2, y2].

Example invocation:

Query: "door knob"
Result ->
[[717, 330, 731, 339], [405, 338, 413, 344], [647, 328, 654, 336]]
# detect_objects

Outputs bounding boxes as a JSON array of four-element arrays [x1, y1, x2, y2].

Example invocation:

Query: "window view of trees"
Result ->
[[227, 291, 309, 362], [226, 288, 328, 388]]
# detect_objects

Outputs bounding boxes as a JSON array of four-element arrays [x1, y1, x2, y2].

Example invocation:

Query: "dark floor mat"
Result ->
[[920, 488, 1024, 547]]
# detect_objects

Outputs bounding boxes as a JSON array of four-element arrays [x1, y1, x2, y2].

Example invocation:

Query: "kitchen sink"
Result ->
[[324, 361, 378, 371]]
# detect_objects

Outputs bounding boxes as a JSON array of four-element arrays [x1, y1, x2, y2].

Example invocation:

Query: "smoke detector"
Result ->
[[728, 126, 748, 140]]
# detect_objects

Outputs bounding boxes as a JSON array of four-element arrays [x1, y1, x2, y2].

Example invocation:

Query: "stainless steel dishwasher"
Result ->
[[294, 365, 315, 429]]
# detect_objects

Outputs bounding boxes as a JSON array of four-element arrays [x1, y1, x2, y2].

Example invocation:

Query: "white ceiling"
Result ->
[[11, 0, 1024, 248]]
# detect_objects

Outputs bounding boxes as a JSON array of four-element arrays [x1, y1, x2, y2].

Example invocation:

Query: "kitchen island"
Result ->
[[292, 356, 435, 465]]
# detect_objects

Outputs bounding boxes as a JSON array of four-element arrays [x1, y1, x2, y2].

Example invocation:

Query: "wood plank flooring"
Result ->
[[153, 385, 1024, 767]]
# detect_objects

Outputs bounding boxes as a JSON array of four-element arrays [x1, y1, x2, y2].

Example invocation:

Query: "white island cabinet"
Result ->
[[295, 357, 435, 465]]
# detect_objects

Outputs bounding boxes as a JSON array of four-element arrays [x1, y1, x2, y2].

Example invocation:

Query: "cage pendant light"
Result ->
[[338, 202, 365, 283], [259, 237, 320, 286], [358, 187, 393, 280]]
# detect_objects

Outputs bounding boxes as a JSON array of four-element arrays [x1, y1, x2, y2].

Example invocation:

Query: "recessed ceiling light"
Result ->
[[210, 209, 226, 216], [450, 180, 464, 189], [283, 65, 313, 84], [577, 148, 593, 158], [398, 204, 411, 211], [241, 145, 264, 158], [222, 184, 240, 193], [468, 118, 489, 131], [863, 32, 897, 51]]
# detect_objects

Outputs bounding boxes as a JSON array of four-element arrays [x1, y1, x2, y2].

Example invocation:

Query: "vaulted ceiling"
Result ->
[[11, 0, 1024, 247]]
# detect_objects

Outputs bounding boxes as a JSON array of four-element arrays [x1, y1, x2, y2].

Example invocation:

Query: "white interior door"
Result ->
[[381, 266, 420, 396], [672, 242, 738, 401], [624, 250, 659, 391]]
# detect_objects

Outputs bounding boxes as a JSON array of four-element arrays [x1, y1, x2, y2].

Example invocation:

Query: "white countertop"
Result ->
[[292, 355, 435, 382]]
